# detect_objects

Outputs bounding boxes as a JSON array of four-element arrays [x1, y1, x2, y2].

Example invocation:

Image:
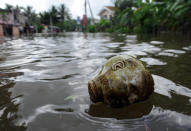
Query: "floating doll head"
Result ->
[[88, 55, 154, 107]]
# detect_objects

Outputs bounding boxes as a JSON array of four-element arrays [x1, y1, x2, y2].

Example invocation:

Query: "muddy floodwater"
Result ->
[[0, 32, 191, 131]]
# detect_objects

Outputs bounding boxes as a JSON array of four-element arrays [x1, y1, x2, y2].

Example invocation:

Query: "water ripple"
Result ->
[[0, 33, 191, 130]]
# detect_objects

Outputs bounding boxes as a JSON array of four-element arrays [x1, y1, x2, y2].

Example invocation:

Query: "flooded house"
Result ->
[[98, 6, 115, 20], [0, 8, 28, 37]]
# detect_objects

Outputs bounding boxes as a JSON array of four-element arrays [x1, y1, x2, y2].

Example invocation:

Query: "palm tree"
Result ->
[[15, 5, 24, 13], [39, 11, 51, 25], [59, 4, 66, 22], [5, 4, 13, 10], [49, 5, 58, 25], [24, 6, 34, 24], [24, 6, 33, 16]]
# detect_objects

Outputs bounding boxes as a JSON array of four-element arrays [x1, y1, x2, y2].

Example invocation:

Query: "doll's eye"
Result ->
[[112, 61, 125, 71]]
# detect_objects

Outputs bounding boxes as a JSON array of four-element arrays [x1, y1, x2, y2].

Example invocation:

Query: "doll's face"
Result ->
[[88, 55, 154, 107]]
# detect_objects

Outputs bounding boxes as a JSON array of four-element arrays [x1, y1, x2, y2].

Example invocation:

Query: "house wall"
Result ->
[[0, 24, 4, 37], [100, 9, 114, 20], [0, 12, 14, 25], [12, 26, 19, 37], [0, 10, 27, 37], [0, 11, 27, 26], [15, 13, 28, 25]]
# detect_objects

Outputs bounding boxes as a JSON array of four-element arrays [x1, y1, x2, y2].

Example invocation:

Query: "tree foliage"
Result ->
[[3, 3, 77, 32], [105, 0, 191, 34]]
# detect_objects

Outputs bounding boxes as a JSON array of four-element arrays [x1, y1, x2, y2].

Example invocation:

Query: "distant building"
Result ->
[[14, 10, 28, 26], [0, 9, 14, 25], [0, 9, 27, 26], [0, 8, 28, 36], [98, 6, 115, 20], [93, 19, 100, 24]]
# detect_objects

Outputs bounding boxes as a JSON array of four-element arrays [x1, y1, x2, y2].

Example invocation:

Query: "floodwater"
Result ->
[[0, 32, 191, 131]]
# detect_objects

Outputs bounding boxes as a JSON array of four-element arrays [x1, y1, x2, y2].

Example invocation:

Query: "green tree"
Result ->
[[59, 4, 70, 22], [24, 6, 34, 24], [111, 0, 191, 34], [49, 5, 58, 25], [39, 11, 51, 25], [5, 4, 13, 10]]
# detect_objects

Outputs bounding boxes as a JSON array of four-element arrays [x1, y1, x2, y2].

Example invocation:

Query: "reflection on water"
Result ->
[[87, 100, 153, 120], [0, 33, 191, 131], [0, 79, 26, 130]]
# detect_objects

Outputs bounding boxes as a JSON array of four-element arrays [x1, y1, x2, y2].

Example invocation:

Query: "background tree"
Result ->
[[49, 5, 58, 25], [5, 4, 13, 10]]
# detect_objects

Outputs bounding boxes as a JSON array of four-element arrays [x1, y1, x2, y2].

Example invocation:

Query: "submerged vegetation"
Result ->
[[88, 0, 191, 34]]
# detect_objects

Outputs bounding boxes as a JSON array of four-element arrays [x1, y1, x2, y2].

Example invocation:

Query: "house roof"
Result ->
[[98, 6, 115, 16], [0, 8, 12, 13], [105, 6, 115, 11]]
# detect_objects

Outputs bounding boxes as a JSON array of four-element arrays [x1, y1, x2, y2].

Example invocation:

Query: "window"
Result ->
[[109, 15, 112, 20]]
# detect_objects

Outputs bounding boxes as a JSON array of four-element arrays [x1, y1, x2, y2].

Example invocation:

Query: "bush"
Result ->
[[87, 25, 97, 33], [97, 19, 112, 32], [106, 28, 114, 33], [36, 24, 44, 33], [64, 20, 77, 31]]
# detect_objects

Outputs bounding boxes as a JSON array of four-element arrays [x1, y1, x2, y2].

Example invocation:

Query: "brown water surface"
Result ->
[[0, 33, 191, 131]]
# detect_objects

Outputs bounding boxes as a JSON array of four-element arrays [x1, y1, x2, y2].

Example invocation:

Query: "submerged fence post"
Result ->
[[0, 24, 4, 37], [12, 26, 20, 37]]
